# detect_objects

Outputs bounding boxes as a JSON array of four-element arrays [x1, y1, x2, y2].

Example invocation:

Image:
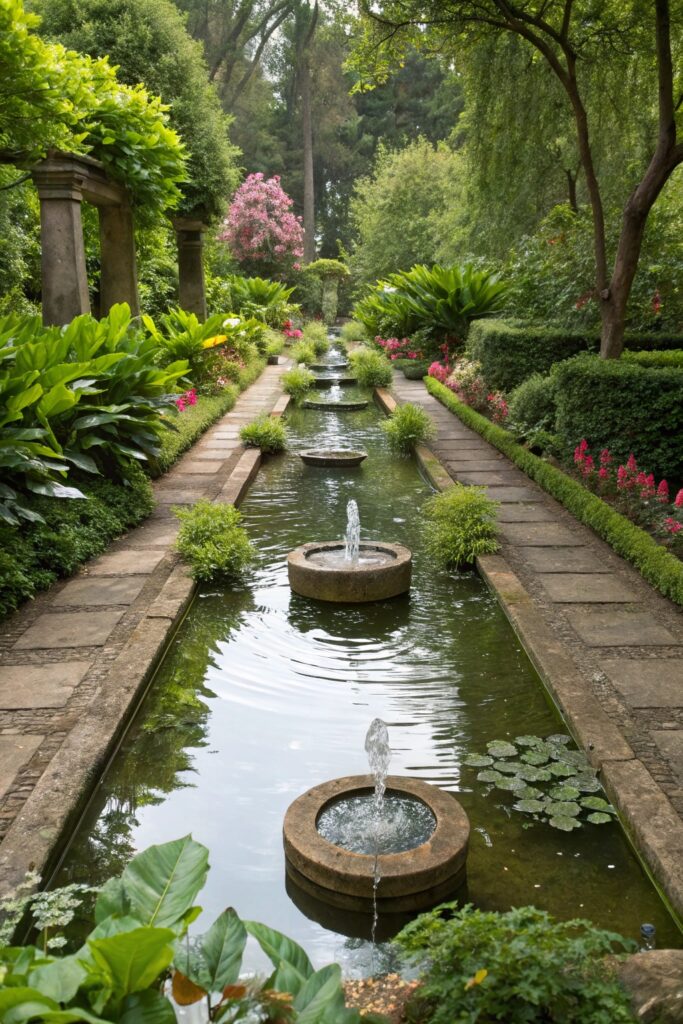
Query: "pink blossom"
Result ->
[[578, 438, 589, 454], [675, 489, 683, 508], [664, 517, 682, 534], [626, 453, 638, 472], [599, 448, 612, 466], [218, 173, 304, 269], [598, 467, 610, 480], [582, 455, 595, 476], [656, 479, 669, 502], [428, 361, 449, 383]]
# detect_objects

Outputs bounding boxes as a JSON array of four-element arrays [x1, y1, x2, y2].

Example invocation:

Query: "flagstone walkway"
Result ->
[[0, 363, 288, 889], [389, 376, 683, 917]]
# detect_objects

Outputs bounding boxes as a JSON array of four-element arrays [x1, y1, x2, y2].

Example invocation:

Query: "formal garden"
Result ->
[[0, 0, 682, 1021]]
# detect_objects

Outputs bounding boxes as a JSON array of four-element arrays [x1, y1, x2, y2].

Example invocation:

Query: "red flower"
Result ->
[[652, 289, 662, 315], [656, 479, 669, 502], [626, 453, 638, 472]]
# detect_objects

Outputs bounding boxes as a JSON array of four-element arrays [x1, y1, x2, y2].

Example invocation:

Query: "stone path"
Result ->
[[390, 376, 683, 916], [0, 364, 287, 888]]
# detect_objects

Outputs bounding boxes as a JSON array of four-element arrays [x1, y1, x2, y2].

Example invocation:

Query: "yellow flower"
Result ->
[[464, 968, 488, 991], [202, 334, 227, 349]]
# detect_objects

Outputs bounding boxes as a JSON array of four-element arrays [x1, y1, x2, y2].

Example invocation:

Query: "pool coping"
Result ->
[[375, 386, 683, 924], [0, 377, 292, 896]]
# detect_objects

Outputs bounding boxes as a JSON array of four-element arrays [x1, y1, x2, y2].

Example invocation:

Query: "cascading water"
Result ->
[[344, 499, 360, 563], [364, 717, 391, 956]]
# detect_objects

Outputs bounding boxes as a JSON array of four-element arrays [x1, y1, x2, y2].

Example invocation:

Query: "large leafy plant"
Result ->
[[0, 835, 383, 1023], [227, 276, 296, 327]]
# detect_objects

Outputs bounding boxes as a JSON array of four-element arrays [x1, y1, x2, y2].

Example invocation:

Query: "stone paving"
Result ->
[[0, 365, 286, 870], [391, 376, 683, 913]]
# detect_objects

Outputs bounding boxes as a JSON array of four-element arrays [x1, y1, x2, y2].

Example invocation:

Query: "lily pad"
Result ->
[[544, 801, 581, 817], [515, 735, 544, 747], [552, 748, 590, 768], [464, 754, 494, 768], [580, 796, 614, 812], [548, 762, 579, 778], [520, 751, 549, 766], [574, 775, 602, 793], [518, 785, 543, 800], [549, 785, 580, 801], [549, 815, 582, 832], [493, 760, 524, 775], [547, 734, 571, 746], [495, 776, 527, 792], [514, 799, 546, 814], [587, 812, 613, 825], [477, 770, 504, 784], [486, 740, 517, 758]]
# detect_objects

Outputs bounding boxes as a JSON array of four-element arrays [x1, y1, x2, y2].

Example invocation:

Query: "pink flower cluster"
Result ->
[[574, 440, 683, 540], [284, 328, 303, 339], [219, 174, 304, 267], [428, 361, 449, 383], [175, 389, 197, 412], [487, 392, 509, 425], [375, 336, 423, 361]]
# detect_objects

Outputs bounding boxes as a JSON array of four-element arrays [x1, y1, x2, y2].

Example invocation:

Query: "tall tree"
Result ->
[[351, 0, 683, 358]]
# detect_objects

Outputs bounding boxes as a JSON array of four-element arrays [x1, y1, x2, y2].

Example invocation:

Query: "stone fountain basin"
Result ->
[[298, 449, 367, 468], [303, 399, 368, 411], [310, 362, 348, 371], [287, 542, 411, 602], [283, 774, 469, 913], [312, 376, 358, 388]]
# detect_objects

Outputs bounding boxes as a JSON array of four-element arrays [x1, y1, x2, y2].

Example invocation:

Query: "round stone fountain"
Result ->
[[298, 449, 368, 468], [283, 721, 470, 914], [287, 501, 411, 602]]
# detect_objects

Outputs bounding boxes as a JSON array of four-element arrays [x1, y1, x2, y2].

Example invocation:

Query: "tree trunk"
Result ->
[[565, 168, 578, 213], [301, 53, 316, 263]]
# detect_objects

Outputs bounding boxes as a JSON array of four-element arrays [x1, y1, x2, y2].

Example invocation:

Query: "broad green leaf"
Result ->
[[514, 798, 546, 813], [197, 908, 246, 991], [245, 921, 313, 985], [543, 801, 581, 817], [294, 964, 346, 1023], [462, 754, 493, 768], [117, 835, 209, 929], [548, 815, 582, 831], [587, 812, 613, 825], [94, 877, 130, 924], [486, 741, 517, 758], [88, 926, 176, 995], [476, 770, 503, 784], [29, 956, 86, 1004], [580, 796, 613, 812], [548, 785, 580, 801], [119, 989, 177, 1023]]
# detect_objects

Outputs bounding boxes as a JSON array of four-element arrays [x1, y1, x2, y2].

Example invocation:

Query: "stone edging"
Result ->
[[374, 386, 683, 923], [0, 377, 291, 895]]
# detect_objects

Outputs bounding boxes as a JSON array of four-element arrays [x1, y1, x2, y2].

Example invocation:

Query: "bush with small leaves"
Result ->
[[382, 402, 436, 455], [424, 484, 500, 568], [302, 321, 329, 355], [350, 348, 393, 387], [282, 366, 315, 403], [174, 501, 254, 583], [239, 415, 287, 453], [507, 371, 558, 444]]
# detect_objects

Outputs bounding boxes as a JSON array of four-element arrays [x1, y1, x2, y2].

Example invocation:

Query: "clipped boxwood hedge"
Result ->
[[623, 349, 683, 369], [467, 320, 683, 391], [553, 355, 683, 481], [425, 376, 683, 607]]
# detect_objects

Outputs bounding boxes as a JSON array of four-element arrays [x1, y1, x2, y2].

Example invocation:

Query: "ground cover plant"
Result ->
[[0, 835, 384, 1023], [382, 403, 436, 456], [239, 415, 287, 454], [174, 501, 254, 583], [396, 903, 636, 1023], [282, 366, 315, 404], [424, 484, 499, 568], [349, 348, 393, 388]]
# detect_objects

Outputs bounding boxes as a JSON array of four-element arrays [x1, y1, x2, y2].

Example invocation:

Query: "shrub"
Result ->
[[174, 500, 254, 582], [382, 402, 436, 455], [553, 355, 683, 481], [263, 329, 284, 358], [239, 415, 287, 453], [396, 903, 636, 1024], [402, 360, 429, 379], [426, 377, 683, 605], [290, 340, 316, 365], [339, 320, 367, 344], [623, 348, 683, 368], [424, 484, 500, 567], [349, 348, 393, 387], [227, 275, 296, 327], [282, 366, 315, 403], [507, 371, 558, 443], [302, 320, 329, 354]]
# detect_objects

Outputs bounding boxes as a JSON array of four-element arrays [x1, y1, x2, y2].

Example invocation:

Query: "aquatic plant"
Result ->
[[424, 484, 500, 568], [464, 734, 618, 831], [174, 500, 254, 582], [282, 366, 315, 404], [349, 348, 393, 388], [290, 340, 317, 365], [381, 402, 436, 455], [239, 414, 287, 453]]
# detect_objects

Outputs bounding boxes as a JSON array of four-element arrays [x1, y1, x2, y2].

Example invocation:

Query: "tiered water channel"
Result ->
[[55, 345, 680, 972]]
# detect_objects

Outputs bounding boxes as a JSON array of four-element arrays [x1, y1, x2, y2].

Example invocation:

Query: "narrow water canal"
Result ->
[[55, 361, 680, 973]]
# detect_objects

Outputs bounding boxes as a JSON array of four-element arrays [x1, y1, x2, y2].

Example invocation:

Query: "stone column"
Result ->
[[32, 160, 90, 326], [173, 217, 207, 320], [99, 203, 140, 316]]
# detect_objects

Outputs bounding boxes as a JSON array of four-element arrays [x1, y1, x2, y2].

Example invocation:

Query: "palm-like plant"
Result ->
[[228, 275, 296, 325]]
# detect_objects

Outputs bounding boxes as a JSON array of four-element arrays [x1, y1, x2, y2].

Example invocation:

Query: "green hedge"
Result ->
[[623, 349, 683, 369], [468, 320, 683, 391], [425, 377, 683, 607], [553, 355, 683, 481]]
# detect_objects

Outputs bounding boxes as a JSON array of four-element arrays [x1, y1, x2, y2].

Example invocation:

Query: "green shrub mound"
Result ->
[[396, 903, 636, 1024], [553, 355, 683, 481], [623, 348, 683, 368], [382, 402, 436, 455], [424, 484, 500, 568], [349, 348, 393, 387], [290, 340, 316, 365], [0, 466, 154, 619], [468, 319, 683, 391], [302, 320, 330, 354], [339, 320, 367, 344], [175, 500, 254, 583], [426, 377, 683, 606], [507, 371, 558, 444], [239, 415, 287, 454], [282, 366, 315, 403]]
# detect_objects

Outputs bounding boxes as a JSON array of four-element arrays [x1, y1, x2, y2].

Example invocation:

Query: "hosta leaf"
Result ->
[[580, 797, 614, 812], [514, 799, 546, 814], [549, 815, 582, 832], [486, 741, 517, 758], [587, 812, 613, 825], [463, 754, 494, 768]]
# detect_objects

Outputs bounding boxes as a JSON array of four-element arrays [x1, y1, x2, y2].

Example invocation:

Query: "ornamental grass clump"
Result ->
[[174, 501, 254, 583], [282, 366, 315, 403], [290, 340, 316, 365], [350, 348, 393, 387], [382, 402, 436, 455], [302, 320, 329, 354], [424, 484, 500, 567], [239, 414, 287, 453]]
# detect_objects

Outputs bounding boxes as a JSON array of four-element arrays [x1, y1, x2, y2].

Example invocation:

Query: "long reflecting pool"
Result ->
[[55, 370, 680, 973]]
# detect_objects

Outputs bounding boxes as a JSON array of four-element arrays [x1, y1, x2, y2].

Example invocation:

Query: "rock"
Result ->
[[618, 951, 683, 1023]]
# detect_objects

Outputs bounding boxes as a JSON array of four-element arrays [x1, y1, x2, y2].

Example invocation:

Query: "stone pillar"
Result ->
[[173, 217, 207, 320], [99, 203, 140, 316], [32, 161, 90, 326]]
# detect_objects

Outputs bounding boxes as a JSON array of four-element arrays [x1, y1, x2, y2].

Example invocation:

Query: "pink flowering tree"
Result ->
[[218, 173, 304, 278]]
